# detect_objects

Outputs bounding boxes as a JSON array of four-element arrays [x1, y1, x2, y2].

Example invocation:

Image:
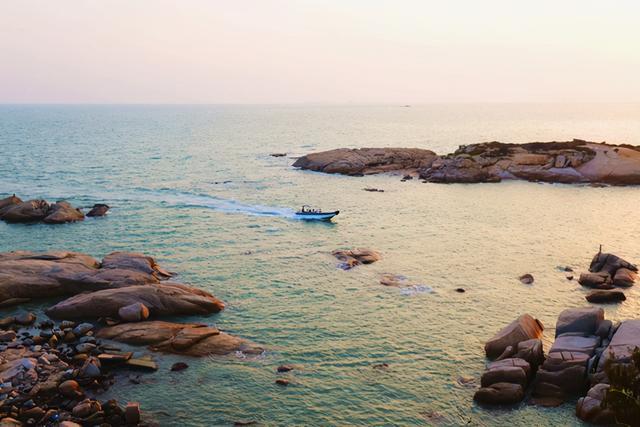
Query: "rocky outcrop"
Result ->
[[0, 251, 172, 304], [292, 148, 437, 176], [475, 315, 545, 406], [532, 307, 607, 407], [0, 198, 85, 224], [332, 249, 382, 270], [294, 140, 640, 185], [579, 252, 636, 300], [96, 321, 264, 356], [484, 314, 544, 359], [45, 283, 224, 319]]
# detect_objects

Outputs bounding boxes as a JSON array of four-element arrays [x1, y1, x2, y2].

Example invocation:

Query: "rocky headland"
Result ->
[[293, 140, 640, 185], [0, 250, 262, 426], [0, 195, 109, 225]]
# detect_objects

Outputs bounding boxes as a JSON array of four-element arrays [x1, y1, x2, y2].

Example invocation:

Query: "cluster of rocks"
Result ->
[[0, 250, 263, 425], [293, 140, 640, 185], [475, 306, 640, 424], [332, 249, 382, 270], [474, 314, 544, 405], [0, 195, 109, 224], [578, 251, 637, 303], [0, 314, 143, 426]]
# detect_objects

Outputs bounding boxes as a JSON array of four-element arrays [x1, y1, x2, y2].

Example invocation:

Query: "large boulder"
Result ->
[[43, 201, 84, 224], [578, 272, 613, 289], [535, 365, 588, 396], [511, 339, 544, 369], [480, 366, 527, 388], [550, 334, 600, 355], [597, 319, 640, 370], [589, 252, 637, 276], [0, 200, 50, 222], [96, 321, 264, 356], [292, 148, 437, 176], [45, 283, 224, 319], [585, 289, 626, 303], [0, 195, 22, 215], [484, 314, 544, 359], [576, 384, 616, 424], [613, 268, 637, 287], [555, 307, 604, 337], [0, 251, 174, 304], [473, 382, 524, 405]]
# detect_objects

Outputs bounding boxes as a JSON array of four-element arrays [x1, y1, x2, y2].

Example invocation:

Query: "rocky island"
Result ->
[[293, 139, 640, 185]]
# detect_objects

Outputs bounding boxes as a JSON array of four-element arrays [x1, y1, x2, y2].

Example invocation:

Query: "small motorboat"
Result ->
[[295, 205, 339, 221]]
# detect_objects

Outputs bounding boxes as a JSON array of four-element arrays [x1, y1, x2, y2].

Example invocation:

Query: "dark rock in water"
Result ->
[[519, 274, 534, 284], [566, 275, 574, 281], [270, 153, 287, 157], [401, 174, 413, 181], [124, 402, 141, 425], [234, 421, 258, 426], [0, 199, 50, 222], [332, 249, 382, 270], [455, 288, 465, 293], [14, 312, 36, 325], [613, 268, 637, 287], [277, 365, 294, 373], [474, 382, 524, 405], [589, 252, 637, 276], [373, 363, 389, 370], [363, 187, 384, 192], [275, 379, 289, 386], [171, 362, 189, 372], [585, 290, 626, 303], [86, 203, 110, 217], [578, 272, 613, 289]]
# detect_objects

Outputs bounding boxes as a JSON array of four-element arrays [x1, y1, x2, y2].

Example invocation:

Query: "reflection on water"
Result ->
[[2, 104, 640, 426]]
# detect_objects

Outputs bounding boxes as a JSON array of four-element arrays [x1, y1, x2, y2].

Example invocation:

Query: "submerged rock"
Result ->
[[332, 249, 382, 269], [43, 201, 84, 224], [474, 382, 524, 405], [519, 274, 534, 284], [585, 289, 626, 303]]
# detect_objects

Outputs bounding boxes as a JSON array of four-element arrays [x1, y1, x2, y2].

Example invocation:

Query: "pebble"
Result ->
[[275, 379, 290, 386], [276, 365, 294, 373], [14, 312, 36, 325], [72, 323, 93, 336]]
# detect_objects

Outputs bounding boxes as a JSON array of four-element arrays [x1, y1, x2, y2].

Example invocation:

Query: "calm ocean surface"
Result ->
[[1, 104, 640, 426]]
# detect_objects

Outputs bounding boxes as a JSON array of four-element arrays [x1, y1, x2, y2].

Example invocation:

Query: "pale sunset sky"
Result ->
[[1, 0, 639, 104]]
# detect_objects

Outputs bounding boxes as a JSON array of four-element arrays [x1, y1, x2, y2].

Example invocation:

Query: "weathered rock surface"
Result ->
[[0, 251, 171, 304], [585, 289, 626, 303], [576, 383, 616, 424], [332, 249, 382, 269], [555, 307, 604, 337], [46, 283, 224, 319], [97, 321, 263, 356], [292, 148, 438, 176], [0, 199, 51, 223], [484, 314, 544, 359], [473, 382, 524, 405], [43, 201, 85, 224], [295, 140, 640, 185], [578, 272, 613, 289]]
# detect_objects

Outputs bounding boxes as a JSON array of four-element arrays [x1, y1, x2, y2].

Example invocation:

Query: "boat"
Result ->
[[295, 205, 339, 221]]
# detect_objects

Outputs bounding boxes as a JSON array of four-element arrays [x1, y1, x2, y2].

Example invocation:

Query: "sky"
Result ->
[[1, 0, 639, 104]]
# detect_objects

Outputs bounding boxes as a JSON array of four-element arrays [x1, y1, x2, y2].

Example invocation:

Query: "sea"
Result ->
[[1, 103, 640, 426]]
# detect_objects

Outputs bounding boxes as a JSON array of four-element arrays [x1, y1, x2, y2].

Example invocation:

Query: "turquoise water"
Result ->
[[2, 104, 640, 426]]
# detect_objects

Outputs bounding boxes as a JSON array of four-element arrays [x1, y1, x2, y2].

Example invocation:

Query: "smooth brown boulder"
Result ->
[[86, 203, 110, 217], [97, 321, 264, 356], [293, 148, 437, 176], [576, 384, 616, 424], [578, 272, 613, 289], [555, 307, 604, 337], [481, 366, 528, 388], [0, 250, 171, 304], [118, 302, 150, 322], [43, 201, 84, 224], [511, 339, 544, 369], [332, 249, 382, 269], [535, 365, 588, 396], [484, 314, 544, 359], [46, 283, 224, 319], [0, 199, 50, 222], [613, 268, 637, 287], [487, 358, 532, 379], [585, 289, 626, 303], [473, 382, 524, 405]]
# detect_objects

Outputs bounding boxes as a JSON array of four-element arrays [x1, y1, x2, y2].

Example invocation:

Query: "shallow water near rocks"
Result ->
[[2, 104, 640, 426]]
